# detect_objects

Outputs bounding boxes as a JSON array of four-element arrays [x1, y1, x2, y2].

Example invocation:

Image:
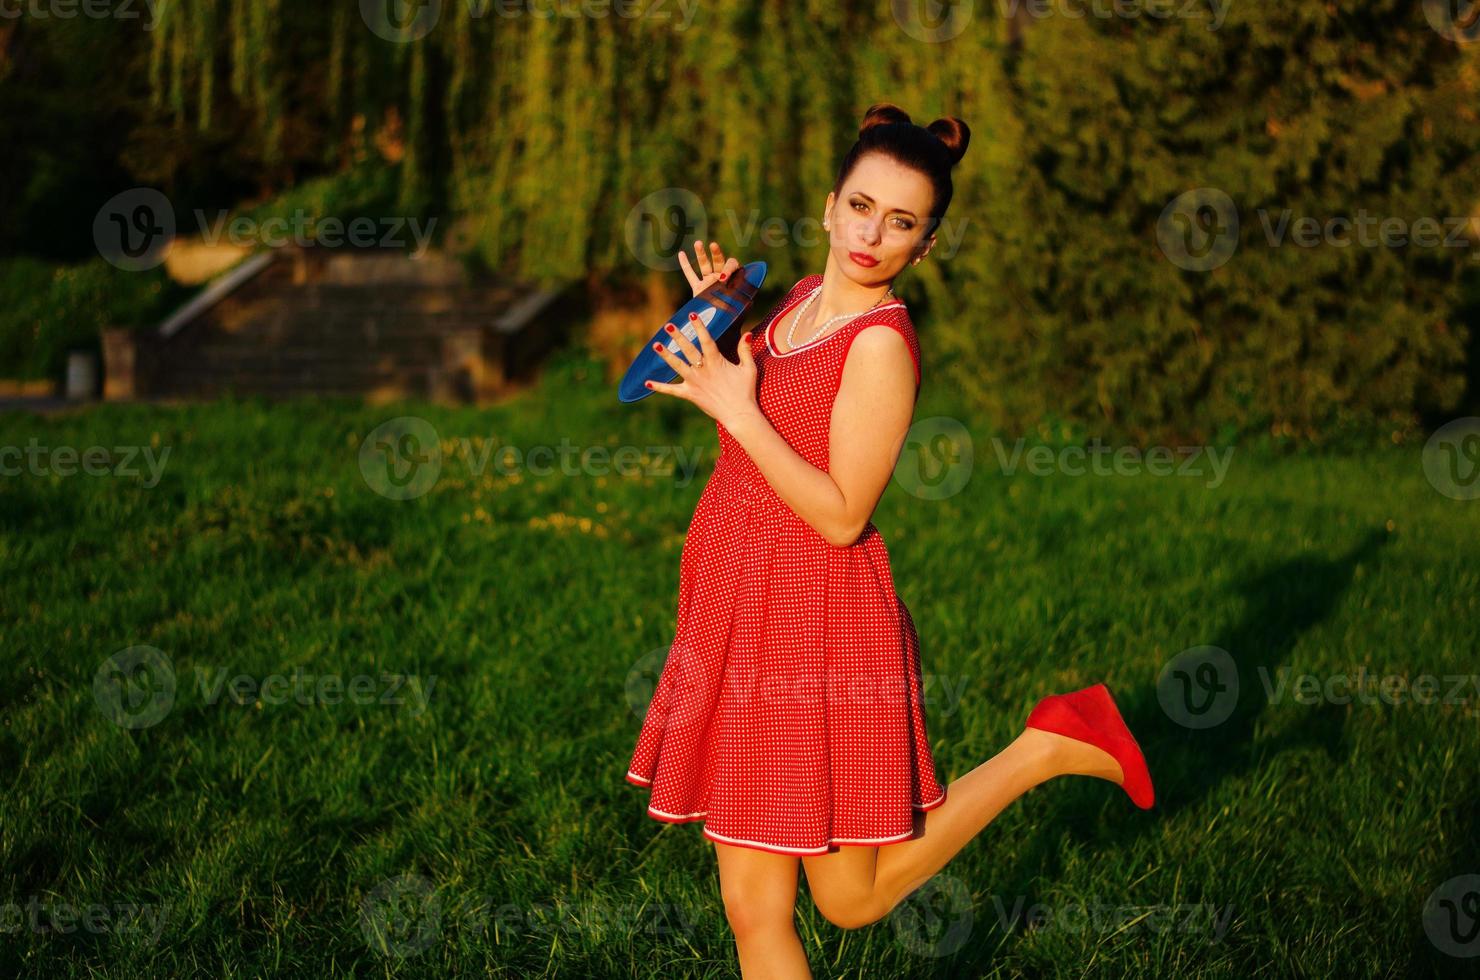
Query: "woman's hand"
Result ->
[[678, 239, 741, 298], [645, 314, 761, 430]]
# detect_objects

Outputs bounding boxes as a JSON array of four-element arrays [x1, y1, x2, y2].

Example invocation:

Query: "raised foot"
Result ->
[[1022, 727, 1126, 784]]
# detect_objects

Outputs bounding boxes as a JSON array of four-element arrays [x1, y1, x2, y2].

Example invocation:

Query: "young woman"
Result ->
[[624, 103, 1155, 978]]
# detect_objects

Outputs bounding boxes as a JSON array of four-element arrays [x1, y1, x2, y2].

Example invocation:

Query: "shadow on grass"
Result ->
[[1138, 526, 1390, 813], [952, 526, 1392, 967]]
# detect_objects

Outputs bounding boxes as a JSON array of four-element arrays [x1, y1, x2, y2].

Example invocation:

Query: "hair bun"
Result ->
[[859, 102, 913, 136], [925, 116, 970, 166]]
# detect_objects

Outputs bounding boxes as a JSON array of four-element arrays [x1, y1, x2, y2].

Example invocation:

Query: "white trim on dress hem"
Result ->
[[627, 776, 949, 855]]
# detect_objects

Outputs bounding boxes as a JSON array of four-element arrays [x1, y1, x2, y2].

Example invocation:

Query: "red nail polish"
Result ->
[[653, 342, 662, 350], [719, 273, 727, 281], [645, 381, 653, 389], [688, 313, 698, 320], [665, 324, 674, 333]]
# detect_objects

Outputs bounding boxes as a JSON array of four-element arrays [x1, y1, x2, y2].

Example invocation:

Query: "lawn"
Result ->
[[1, 345, 1476, 977]]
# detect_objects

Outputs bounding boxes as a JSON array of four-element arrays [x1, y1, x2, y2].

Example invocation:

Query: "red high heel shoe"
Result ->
[[1024, 682, 1155, 809]]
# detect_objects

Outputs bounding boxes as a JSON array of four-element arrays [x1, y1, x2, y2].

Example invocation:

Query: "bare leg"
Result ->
[[802, 728, 1123, 929], [714, 841, 812, 979]]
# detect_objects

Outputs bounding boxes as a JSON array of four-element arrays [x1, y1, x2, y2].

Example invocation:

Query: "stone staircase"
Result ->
[[107, 246, 581, 403]]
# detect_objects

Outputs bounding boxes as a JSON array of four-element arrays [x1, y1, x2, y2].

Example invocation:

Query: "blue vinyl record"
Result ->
[[618, 261, 768, 403]]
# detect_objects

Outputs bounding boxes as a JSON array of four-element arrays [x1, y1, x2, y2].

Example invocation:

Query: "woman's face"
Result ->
[[823, 152, 936, 285]]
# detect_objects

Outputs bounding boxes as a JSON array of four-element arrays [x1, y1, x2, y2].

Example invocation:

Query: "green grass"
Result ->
[[1, 345, 1477, 977]]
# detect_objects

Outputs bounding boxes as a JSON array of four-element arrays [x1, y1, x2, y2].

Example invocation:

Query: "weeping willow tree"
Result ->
[[138, 0, 1478, 443], [141, 0, 997, 292]]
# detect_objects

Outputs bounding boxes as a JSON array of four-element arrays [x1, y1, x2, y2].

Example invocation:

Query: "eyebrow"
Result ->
[[850, 192, 917, 220]]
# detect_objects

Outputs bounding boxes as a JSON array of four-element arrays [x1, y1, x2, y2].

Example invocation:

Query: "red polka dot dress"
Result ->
[[625, 273, 948, 856]]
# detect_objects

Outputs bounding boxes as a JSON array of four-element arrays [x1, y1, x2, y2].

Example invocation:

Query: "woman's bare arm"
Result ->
[[724, 325, 917, 547]]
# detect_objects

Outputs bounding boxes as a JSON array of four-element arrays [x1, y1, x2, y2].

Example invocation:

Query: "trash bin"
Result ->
[[66, 349, 99, 400]]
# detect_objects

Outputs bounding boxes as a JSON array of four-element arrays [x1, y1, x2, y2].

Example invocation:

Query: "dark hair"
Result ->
[[832, 103, 970, 238]]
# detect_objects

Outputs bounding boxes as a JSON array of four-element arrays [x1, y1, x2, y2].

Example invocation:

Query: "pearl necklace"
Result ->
[[784, 285, 894, 351]]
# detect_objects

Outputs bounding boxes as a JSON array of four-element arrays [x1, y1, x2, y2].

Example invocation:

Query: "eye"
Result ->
[[852, 200, 868, 213], [892, 216, 914, 230]]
